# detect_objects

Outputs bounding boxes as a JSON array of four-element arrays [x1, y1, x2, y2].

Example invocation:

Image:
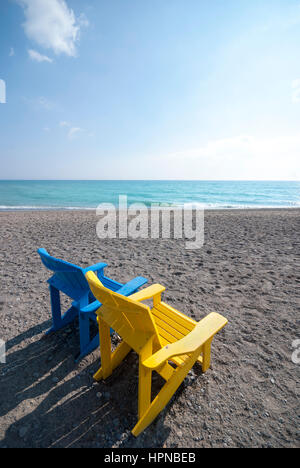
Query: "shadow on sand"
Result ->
[[0, 321, 174, 448]]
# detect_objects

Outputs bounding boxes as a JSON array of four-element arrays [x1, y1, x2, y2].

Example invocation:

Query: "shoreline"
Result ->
[[1, 206, 300, 213]]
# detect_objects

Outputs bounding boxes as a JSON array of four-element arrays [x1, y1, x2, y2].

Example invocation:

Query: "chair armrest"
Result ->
[[83, 262, 107, 274], [80, 300, 101, 314], [142, 312, 228, 370], [117, 276, 148, 296], [129, 284, 166, 302]]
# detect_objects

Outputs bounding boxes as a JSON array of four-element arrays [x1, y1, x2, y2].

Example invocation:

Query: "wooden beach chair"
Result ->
[[85, 271, 228, 436], [38, 248, 147, 361]]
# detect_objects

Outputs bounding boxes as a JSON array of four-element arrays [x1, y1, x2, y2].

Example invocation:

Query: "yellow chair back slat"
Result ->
[[86, 271, 162, 353]]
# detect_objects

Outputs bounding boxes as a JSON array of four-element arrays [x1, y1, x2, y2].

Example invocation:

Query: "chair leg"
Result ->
[[202, 338, 213, 373], [76, 332, 99, 362], [60, 306, 78, 328], [111, 341, 132, 371], [95, 316, 112, 380], [48, 287, 77, 334], [79, 314, 90, 355], [138, 339, 153, 420], [94, 341, 131, 380], [132, 349, 199, 437], [49, 285, 62, 331]]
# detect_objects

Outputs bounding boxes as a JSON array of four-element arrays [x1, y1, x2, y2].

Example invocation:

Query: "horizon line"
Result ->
[[0, 179, 299, 182]]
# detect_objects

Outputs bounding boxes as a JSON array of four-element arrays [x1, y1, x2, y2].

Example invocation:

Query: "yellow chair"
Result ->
[[85, 271, 228, 436]]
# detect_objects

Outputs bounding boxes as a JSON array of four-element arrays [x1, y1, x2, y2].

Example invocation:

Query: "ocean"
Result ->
[[0, 180, 299, 210]]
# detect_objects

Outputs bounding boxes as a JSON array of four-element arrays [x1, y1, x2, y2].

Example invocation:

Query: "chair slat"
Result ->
[[155, 302, 196, 330], [152, 306, 195, 337]]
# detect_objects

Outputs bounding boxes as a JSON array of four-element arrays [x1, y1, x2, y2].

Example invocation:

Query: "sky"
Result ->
[[0, 0, 300, 180]]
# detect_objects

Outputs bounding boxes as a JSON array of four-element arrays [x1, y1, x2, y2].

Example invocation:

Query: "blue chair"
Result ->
[[38, 248, 147, 361]]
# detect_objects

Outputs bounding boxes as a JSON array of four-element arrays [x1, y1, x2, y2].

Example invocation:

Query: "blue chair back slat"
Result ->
[[38, 248, 89, 300], [59, 270, 85, 291], [100, 275, 122, 292], [47, 276, 83, 302]]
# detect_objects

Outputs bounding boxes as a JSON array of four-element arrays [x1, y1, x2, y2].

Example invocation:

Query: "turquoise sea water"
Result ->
[[0, 180, 299, 210]]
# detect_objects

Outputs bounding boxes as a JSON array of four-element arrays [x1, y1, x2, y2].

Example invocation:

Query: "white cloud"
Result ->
[[23, 95, 56, 110], [9, 47, 15, 57], [18, 0, 88, 57], [146, 135, 300, 180], [77, 13, 89, 28], [291, 79, 300, 103], [68, 127, 83, 140], [28, 49, 53, 63], [37, 96, 54, 109], [59, 121, 84, 139], [59, 120, 71, 127]]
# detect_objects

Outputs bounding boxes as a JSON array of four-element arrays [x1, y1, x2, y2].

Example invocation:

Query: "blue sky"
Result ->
[[0, 0, 300, 180]]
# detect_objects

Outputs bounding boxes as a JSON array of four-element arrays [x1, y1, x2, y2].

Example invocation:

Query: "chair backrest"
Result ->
[[86, 271, 161, 353], [38, 248, 89, 301]]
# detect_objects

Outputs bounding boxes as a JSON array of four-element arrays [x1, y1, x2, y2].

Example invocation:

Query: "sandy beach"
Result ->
[[0, 208, 299, 448]]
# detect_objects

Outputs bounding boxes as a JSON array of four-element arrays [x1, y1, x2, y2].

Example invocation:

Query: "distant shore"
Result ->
[[0, 208, 299, 447]]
